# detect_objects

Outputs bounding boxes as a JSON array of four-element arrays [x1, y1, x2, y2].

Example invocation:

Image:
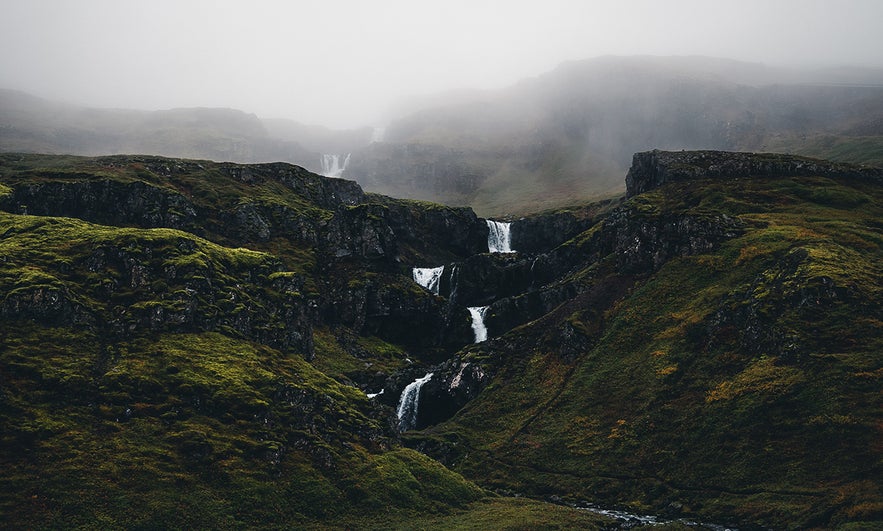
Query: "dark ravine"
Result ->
[[1, 150, 881, 529]]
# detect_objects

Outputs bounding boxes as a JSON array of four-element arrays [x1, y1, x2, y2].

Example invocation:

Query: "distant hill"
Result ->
[[0, 89, 367, 175], [3, 56, 883, 216], [343, 56, 883, 215]]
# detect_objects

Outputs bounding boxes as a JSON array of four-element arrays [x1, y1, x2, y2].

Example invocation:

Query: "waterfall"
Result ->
[[371, 127, 385, 142], [486, 220, 513, 253], [412, 266, 444, 295], [468, 306, 489, 343], [366, 389, 384, 399], [396, 372, 433, 431], [448, 264, 459, 301], [320, 153, 351, 178]]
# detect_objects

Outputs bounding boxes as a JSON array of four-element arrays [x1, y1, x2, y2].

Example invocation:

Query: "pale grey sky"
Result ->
[[1, 0, 882, 128]]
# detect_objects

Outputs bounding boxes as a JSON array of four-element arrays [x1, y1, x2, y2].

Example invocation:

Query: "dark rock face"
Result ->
[[440, 253, 537, 308], [418, 358, 490, 428], [319, 204, 398, 260], [0, 285, 95, 327], [1, 179, 198, 230], [594, 208, 745, 273], [510, 209, 599, 254], [375, 198, 488, 262], [626, 149, 883, 198]]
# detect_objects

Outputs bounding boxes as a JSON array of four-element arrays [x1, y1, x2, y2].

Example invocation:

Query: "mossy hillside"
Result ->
[[0, 153, 332, 273], [0, 211, 319, 356], [0, 157, 498, 527], [427, 171, 883, 528], [0, 328, 491, 528]]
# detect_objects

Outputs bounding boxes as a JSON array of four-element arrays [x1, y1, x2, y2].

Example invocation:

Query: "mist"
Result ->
[[2, 0, 882, 129]]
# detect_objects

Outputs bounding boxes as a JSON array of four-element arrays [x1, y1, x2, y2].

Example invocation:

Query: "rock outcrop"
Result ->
[[626, 149, 883, 198]]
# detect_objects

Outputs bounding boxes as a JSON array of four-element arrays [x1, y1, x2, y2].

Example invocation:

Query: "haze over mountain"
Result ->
[[4, 55, 883, 215], [2, 0, 882, 130]]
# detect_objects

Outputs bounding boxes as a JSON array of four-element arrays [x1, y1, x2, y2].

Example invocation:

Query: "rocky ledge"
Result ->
[[626, 149, 883, 198]]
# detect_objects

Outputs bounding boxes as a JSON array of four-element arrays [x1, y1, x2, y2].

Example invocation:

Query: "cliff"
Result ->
[[626, 149, 883, 197]]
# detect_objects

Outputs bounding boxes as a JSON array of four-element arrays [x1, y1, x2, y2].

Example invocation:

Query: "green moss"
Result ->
[[429, 170, 883, 529]]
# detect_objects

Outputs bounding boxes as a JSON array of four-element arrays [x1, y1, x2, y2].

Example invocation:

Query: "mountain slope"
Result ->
[[408, 151, 883, 528], [0, 153, 613, 528], [0, 150, 881, 528]]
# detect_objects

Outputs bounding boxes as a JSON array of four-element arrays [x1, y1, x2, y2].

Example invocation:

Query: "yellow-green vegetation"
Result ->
[[0, 328, 486, 528], [2, 152, 882, 529], [0, 154, 499, 528], [356, 497, 614, 530], [428, 170, 883, 529]]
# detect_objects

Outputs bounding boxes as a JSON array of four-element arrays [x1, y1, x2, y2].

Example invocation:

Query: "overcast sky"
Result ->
[[1, 0, 882, 129]]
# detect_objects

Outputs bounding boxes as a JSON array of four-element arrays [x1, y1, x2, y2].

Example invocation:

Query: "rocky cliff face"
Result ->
[[626, 149, 883, 198]]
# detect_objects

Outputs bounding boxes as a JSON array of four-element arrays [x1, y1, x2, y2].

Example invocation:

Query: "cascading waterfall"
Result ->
[[412, 266, 444, 295], [320, 153, 351, 178], [486, 220, 513, 253], [468, 306, 489, 343], [396, 373, 433, 431]]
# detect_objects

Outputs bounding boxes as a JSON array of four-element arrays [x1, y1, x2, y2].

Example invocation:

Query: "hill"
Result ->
[[0, 150, 881, 528], [4, 56, 883, 217], [344, 56, 883, 215]]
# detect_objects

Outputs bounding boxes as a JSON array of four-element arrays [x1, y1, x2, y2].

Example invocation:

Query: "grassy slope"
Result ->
[[0, 156, 611, 528], [0, 211, 479, 528], [427, 173, 883, 528]]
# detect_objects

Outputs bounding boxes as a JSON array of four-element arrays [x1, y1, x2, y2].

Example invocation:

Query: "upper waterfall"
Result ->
[[320, 153, 351, 178], [486, 220, 513, 253]]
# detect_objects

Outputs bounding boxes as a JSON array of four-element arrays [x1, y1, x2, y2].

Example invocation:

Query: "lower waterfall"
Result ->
[[396, 372, 433, 431], [412, 266, 444, 295], [468, 306, 489, 343]]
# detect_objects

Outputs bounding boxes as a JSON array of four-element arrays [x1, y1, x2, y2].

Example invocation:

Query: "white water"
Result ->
[[412, 266, 444, 295], [468, 306, 489, 343], [396, 372, 433, 431], [486, 220, 513, 253], [573, 503, 737, 530], [320, 153, 351, 178], [366, 389, 384, 399]]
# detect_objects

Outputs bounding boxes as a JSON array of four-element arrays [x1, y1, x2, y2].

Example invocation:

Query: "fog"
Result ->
[[1, 0, 882, 129]]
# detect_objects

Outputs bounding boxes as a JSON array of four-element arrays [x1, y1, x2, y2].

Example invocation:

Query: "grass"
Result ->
[[426, 168, 883, 528]]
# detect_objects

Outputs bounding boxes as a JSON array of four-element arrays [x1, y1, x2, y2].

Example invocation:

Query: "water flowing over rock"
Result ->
[[412, 266, 444, 295], [320, 153, 351, 178], [396, 373, 433, 431], [467, 306, 489, 343], [486, 220, 513, 253]]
